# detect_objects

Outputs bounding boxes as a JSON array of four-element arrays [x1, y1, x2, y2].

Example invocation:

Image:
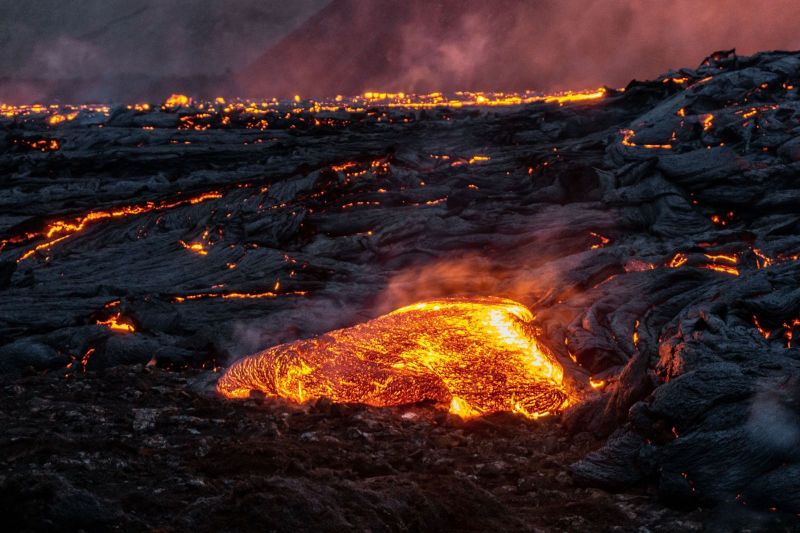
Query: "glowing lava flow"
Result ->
[[621, 129, 673, 150], [9, 191, 223, 262], [217, 297, 569, 419], [361, 88, 606, 108], [96, 313, 135, 333]]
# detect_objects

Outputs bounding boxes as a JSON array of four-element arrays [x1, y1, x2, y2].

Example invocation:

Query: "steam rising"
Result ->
[[222, 250, 583, 364], [4, 0, 800, 102], [241, 0, 800, 98], [747, 385, 800, 457]]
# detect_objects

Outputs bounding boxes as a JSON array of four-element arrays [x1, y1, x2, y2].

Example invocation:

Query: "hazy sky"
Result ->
[[0, 0, 328, 78], [242, 0, 800, 97], [3, 0, 800, 101]]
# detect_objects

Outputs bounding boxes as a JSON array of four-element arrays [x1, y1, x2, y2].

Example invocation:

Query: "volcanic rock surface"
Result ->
[[3, 50, 800, 529]]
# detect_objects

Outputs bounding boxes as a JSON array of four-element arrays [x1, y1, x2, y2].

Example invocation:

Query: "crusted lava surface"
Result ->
[[2, 50, 800, 530]]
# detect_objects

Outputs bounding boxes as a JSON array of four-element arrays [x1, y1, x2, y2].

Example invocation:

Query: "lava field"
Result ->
[[2, 50, 800, 531]]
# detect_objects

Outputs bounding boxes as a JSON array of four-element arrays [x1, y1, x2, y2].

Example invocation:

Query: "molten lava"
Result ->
[[96, 313, 135, 333], [9, 191, 223, 263], [217, 297, 569, 418]]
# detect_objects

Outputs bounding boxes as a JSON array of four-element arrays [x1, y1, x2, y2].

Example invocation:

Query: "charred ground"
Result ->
[[2, 50, 800, 531], [2, 367, 713, 532]]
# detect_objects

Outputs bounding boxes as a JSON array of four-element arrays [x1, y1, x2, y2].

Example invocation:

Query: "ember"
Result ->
[[179, 240, 209, 256], [218, 297, 569, 418], [96, 313, 135, 333], [13, 138, 60, 152]]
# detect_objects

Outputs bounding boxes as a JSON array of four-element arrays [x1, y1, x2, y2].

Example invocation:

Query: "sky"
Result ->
[[241, 0, 800, 97], [0, 0, 327, 78], [2, 0, 800, 101]]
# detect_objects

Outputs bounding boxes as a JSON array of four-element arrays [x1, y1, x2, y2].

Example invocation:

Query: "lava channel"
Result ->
[[217, 297, 569, 418]]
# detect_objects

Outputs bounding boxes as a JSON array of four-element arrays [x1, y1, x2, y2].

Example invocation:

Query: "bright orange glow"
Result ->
[[2, 103, 110, 121], [701, 264, 740, 276], [172, 290, 307, 303], [701, 114, 714, 131], [702, 252, 739, 275], [710, 212, 735, 226], [5, 89, 609, 137], [17, 235, 70, 262], [15, 138, 60, 152], [784, 319, 800, 348], [752, 248, 773, 269], [668, 253, 689, 268], [164, 94, 191, 108], [703, 253, 737, 264], [97, 313, 135, 333], [753, 315, 771, 339], [589, 378, 606, 389], [179, 240, 208, 256], [357, 88, 606, 109], [13, 191, 222, 262], [47, 111, 78, 125], [589, 232, 610, 249], [621, 129, 672, 150], [331, 161, 357, 172], [543, 88, 606, 105], [667, 251, 741, 275], [468, 155, 491, 164], [81, 348, 95, 372], [217, 297, 569, 419]]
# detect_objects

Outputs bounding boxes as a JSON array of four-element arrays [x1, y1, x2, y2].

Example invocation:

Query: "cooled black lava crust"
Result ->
[[2, 50, 800, 529]]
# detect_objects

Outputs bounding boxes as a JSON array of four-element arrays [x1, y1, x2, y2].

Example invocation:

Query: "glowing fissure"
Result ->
[[172, 290, 307, 303], [7, 191, 223, 262], [96, 313, 135, 333], [621, 129, 672, 150], [217, 297, 569, 419], [666, 251, 741, 276]]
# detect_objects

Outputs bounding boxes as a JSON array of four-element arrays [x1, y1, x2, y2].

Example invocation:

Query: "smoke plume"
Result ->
[[241, 0, 800, 98]]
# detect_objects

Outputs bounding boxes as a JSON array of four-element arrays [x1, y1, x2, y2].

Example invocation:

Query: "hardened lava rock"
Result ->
[[1, 49, 800, 525]]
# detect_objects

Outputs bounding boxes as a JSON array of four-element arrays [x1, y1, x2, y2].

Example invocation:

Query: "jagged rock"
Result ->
[[2, 50, 800, 527], [571, 430, 645, 489], [0, 339, 64, 373], [0, 473, 126, 531]]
